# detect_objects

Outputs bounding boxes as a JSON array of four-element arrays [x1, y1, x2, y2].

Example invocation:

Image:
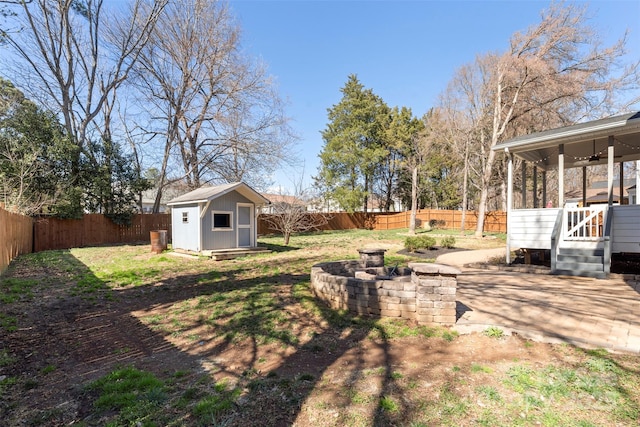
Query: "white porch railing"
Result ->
[[563, 205, 608, 241]]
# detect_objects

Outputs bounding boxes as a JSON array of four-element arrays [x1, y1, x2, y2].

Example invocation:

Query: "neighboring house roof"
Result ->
[[261, 194, 305, 206], [585, 191, 626, 204], [565, 180, 633, 203], [167, 182, 270, 206], [141, 184, 187, 207]]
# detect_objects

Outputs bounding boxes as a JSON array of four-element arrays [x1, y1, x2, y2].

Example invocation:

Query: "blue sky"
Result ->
[[228, 0, 640, 192]]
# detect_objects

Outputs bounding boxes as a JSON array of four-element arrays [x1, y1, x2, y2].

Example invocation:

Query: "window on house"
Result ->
[[213, 211, 233, 230], [182, 212, 189, 223]]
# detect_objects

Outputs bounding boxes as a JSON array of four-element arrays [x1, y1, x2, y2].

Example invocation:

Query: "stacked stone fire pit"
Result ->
[[310, 249, 460, 326]]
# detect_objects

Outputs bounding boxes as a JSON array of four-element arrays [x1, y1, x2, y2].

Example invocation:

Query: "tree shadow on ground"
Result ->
[[0, 248, 405, 426], [5, 248, 637, 426], [258, 241, 300, 253]]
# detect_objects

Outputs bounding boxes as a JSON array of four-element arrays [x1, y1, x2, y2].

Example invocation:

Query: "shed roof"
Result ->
[[167, 182, 270, 206], [492, 111, 640, 170]]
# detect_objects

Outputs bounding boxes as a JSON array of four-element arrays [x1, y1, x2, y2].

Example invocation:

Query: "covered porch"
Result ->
[[494, 112, 640, 278]]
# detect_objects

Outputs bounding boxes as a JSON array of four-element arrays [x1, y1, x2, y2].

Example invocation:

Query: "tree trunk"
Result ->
[[474, 148, 497, 237], [460, 140, 470, 235], [363, 174, 369, 213], [408, 166, 418, 235]]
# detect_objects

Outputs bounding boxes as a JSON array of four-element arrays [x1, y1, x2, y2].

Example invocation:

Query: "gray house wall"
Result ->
[[202, 192, 254, 250]]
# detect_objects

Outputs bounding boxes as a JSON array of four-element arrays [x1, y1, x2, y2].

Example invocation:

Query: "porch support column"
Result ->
[[521, 161, 527, 208], [620, 162, 625, 205], [608, 136, 615, 206], [505, 149, 514, 264], [582, 166, 587, 207], [637, 160, 640, 205], [532, 166, 538, 208], [558, 144, 565, 207], [542, 171, 547, 207]]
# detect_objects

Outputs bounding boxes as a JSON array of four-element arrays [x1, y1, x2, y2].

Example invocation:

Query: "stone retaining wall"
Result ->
[[310, 261, 459, 326]]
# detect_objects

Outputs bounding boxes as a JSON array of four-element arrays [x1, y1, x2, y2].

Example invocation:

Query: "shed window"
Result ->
[[182, 212, 189, 223], [212, 211, 233, 231]]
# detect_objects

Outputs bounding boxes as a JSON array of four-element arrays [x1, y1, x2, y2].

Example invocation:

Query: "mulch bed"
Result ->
[[396, 246, 468, 259]]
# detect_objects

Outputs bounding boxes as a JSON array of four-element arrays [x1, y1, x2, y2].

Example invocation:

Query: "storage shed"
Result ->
[[167, 182, 270, 254]]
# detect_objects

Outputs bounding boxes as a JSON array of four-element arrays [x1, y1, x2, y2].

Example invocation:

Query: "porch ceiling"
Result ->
[[494, 112, 640, 170]]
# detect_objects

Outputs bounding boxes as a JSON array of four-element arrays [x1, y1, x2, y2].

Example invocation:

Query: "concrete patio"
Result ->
[[437, 249, 640, 353]]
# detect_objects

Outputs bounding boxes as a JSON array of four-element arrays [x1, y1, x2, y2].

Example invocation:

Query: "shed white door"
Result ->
[[237, 203, 253, 247], [172, 205, 200, 252]]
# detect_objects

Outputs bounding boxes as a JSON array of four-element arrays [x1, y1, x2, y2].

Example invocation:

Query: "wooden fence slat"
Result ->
[[32, 214, 172, 252], [257, 210, 506, 235], [2, 209, 505, 266], [0, 206, 33, 273]]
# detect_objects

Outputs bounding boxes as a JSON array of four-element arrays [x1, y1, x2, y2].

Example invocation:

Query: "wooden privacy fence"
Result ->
[[34, 214, 172, 252], [1, 209, 504, 267], [258, 212, 374, 235], [258, 210, 506, 235], [374, 209, 506, 233], [0, 206, 33, 273]]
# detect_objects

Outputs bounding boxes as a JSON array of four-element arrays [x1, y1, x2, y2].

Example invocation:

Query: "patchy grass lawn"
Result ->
[[1, 229, 639, 426]]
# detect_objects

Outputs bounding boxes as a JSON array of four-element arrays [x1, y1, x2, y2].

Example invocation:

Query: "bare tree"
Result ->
[[439, 70, 485, 234], [2, 0, 166, 215], [441, 3, 639, 237], [131, 0, 296, 212], [262, 180, 330, 245], [402, 114, 428, 235]]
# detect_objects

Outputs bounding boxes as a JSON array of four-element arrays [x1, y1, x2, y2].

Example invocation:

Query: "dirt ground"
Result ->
[[1, 281, 558, 426], [1, 241, 638, 426]]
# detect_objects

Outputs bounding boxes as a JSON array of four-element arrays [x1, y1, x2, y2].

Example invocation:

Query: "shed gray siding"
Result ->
[[202, 192, 254, 250], [171, 204, 201, 252]]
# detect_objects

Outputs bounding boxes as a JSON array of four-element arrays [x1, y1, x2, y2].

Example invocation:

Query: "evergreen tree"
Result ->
[[316, 75, 389, 212], [0, 78, 73, 215]]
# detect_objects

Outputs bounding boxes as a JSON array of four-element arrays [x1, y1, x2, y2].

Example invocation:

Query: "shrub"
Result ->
[[440, 236, 456, 249], [404, 235, 436, 252], [429, 219, 446, 229]]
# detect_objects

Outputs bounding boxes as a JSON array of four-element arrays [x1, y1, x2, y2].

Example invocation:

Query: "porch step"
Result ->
[[557, 247, 603, 257], [553, 248, 607, 279], [206, 247, 272, 261]]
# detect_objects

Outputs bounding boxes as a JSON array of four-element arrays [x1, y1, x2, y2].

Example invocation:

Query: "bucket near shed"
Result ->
[[150, 230, 168, 254]]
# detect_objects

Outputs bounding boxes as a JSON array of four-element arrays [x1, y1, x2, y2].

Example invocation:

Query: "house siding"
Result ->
[[612, 205, 640, 253], [509, 208, 560, 250], [171, 204, 201, 252], [202, 192, 254, 250]]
